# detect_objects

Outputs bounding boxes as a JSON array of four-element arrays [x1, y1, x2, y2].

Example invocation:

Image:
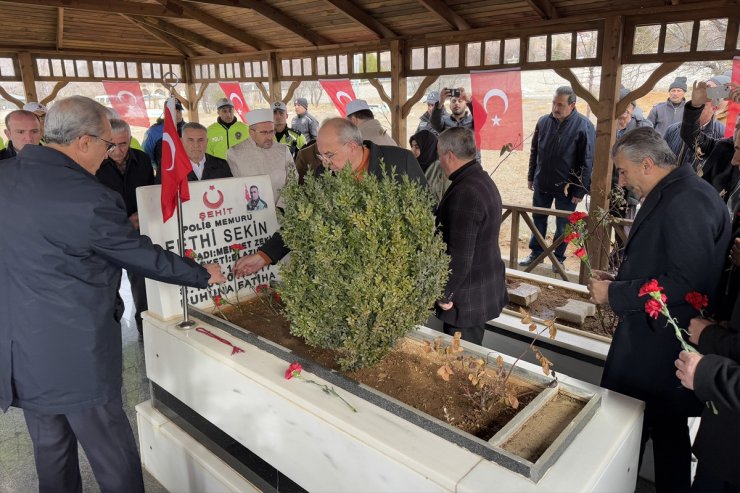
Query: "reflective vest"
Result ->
[[207, 120, 250, 160], [275, 127, 307, 158]]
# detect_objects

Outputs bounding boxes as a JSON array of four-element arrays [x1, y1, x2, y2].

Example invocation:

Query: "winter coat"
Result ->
[[647, 98, 686, 136], [357, 118, 397, 146], [96, 148, 154, 217], [435, 160, 508, 327], [206, 118, 250, 160], [603, 164, 731, 416], [664, 115, 725, 171], [291, 112, 319, 143], [0, 145, 210, 414], [527, 110, 595, 199]]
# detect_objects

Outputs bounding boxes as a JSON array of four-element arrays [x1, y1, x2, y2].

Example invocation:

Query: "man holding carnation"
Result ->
[[588, 127, 730, 493]]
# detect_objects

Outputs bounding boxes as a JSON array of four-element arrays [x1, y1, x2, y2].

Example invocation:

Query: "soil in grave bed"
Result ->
[[216, 297, 583, 443], [505, 277, 618, 338]]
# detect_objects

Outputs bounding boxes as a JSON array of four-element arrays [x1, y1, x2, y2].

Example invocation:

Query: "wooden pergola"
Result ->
[[0, 0, 738, 270]]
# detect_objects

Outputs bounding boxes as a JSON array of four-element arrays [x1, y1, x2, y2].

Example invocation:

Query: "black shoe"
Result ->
[[518, 253, 538, 266]]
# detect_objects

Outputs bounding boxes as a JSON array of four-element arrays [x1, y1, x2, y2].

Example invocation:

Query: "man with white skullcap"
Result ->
[[226, 108, 296, 208]]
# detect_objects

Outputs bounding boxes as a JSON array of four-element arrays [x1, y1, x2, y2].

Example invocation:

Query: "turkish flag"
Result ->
[[101, 81, 150, 127], [160, 96, 192, 222], [724, 57, 739, 138], [471, 70, 523, 151], [218, 82, 249, 123], [320, 79, 356, 117]]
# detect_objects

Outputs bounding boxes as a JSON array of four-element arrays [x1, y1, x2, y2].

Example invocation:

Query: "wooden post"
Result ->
[[17, 52, 38, 104], [586, 15, 624, 279], [267, 52, 281, 103], [390, 39, 407, 145], [184, 59, 200, 123]]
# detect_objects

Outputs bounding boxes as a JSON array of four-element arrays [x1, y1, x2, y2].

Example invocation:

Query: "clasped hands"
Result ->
[[587, 269, 614, 305]]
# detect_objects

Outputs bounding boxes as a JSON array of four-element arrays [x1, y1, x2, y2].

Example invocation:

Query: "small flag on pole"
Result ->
[[160, 96, 192, 222]]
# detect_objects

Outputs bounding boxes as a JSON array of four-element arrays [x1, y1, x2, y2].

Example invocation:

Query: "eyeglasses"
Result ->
[[81, 135, 117, 153], [318, 143, 348, 162]]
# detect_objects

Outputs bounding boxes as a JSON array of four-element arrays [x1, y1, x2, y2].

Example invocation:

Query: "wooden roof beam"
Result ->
[[2, 0, 178, 17], [122, 14, 200, 58], [185, 0, 331, 46], [130, 15, 232, 54], [56, 7, 63, 50], [322, 0, 397, 39], [153, 0, 273, 50], [415, 0, 471, 31], [526, 0, 559, 20]]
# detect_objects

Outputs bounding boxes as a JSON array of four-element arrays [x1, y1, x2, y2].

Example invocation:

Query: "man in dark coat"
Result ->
[[521, 86, 595, 270], [233, 117, 427, 276], [434, 127, 507, 345], [681, 81, 740, 201], [0, 96, 225, 493], [96, 118, 155, 335], [180, 122, 232, 182], [588, 127, 730, 493]]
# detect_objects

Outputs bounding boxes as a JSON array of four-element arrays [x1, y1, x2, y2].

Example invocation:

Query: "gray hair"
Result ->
[[182, 122, 207, 133], [321, 117, 363, 146], [109, 118, 131, 136], [611, 126, 677, 169], [556, 86, 576, 105], [44, 96, 109, 145], [437, 127, 477, 160], [5, 109, 39, 128]]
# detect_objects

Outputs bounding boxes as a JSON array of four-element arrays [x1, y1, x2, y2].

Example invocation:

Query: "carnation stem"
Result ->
[[298, 376, 358, 412]]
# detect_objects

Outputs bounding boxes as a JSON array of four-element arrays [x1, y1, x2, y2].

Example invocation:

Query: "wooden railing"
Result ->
[[501, 204, 634, 283]]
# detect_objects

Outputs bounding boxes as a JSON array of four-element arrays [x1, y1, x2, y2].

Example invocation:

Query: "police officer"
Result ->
[[206, 98, 250, 159], [273, 101, 306, 158]]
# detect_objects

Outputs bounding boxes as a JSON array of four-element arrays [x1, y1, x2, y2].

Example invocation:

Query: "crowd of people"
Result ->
[[0, 74, 739, 492]]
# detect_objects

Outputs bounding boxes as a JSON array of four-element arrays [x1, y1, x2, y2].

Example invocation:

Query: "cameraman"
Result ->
[[430, 87, 474, 133]]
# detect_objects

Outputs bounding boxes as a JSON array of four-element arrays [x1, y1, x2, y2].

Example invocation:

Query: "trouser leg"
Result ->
[[642, 410, 692, 493], [529, 190, 554, 255], [23, 409, 82, 493], [552, 195, 578, 261], [65, 396, 145, 493], [127, 271, 148, 334], [443, 322, 485, 346]]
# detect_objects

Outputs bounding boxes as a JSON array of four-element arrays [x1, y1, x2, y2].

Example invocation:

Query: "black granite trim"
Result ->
[[486, 322, 606, 367], [151, 382, 306, 493]]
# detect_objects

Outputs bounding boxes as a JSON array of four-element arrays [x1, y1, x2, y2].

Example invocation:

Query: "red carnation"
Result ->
[[184, 249, 197, 259], [684, 291, 709, 312], [273, 291, 282, 304], [230, 244, 246, 252], [213, 295, 226, 306], [574, 247, 587, 258], [638, 279, 664, 297], [568, 211, 588, 224], [285, 362, 302, 380], [564, 232, 581, 244], [645, 298, 663, 319], [255, 284, 269, 293]]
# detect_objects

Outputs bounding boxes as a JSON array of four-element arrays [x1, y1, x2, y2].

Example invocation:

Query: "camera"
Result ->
[[448, 88, 461, 98], [706, 84, 732, 105]]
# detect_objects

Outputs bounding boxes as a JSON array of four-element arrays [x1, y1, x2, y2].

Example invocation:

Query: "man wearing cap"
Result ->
[[226, 108, 296, 208], [95, 119, 155, 336], [207, 98, 250, 160], [345, 99, 397, 146], [272, 101, 306, 158], [291, 97, 318, 143], [0, 110, 42, 160], [181, 122, 232, 181], [23, 102, 47, 139], [143, 99, 185, 171], [233, 118, 426, 277], [416, 91, 445, 135], [664, 77, 726, 173], [648, 76, 688, 136], [430, 87, 474, 133]]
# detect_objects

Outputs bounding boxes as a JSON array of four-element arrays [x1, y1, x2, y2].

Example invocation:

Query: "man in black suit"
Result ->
[[588, 127, 730, 493], [0, 95, 225, 493], [434, 127, 507, 345], [96, 118, 154, 335], [181, 122, 233, 181]]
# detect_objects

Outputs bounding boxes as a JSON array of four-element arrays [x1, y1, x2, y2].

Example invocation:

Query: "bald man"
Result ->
[[0, 110, 42, 160]]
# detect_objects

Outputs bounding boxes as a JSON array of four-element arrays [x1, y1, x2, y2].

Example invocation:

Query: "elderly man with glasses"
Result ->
[[95, 118, 155, 336], [226, 107, 296, 209]]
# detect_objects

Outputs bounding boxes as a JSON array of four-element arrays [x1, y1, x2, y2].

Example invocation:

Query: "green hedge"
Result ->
[[279, 164, 449, 370]]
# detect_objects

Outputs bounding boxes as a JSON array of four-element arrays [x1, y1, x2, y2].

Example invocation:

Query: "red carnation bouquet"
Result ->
[[638, 279, 702, 353], [564, 211, 592, 276]]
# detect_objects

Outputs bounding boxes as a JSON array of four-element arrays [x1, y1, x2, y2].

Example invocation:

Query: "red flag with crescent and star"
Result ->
[[101, 81, 150, 127], [320, 79, 356, 117], [160, 96, 192, 222], [218, 82, 250, 123], [724, 57, 739, 138], [471, 70, 523, 151]]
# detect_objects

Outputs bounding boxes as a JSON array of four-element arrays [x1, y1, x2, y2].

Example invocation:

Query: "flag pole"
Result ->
[[163, 71, 195, 330], [175, 187, 195, 330]]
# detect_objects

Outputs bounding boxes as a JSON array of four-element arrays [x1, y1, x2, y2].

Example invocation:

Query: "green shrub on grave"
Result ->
[[279, 162, 449, 370]]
